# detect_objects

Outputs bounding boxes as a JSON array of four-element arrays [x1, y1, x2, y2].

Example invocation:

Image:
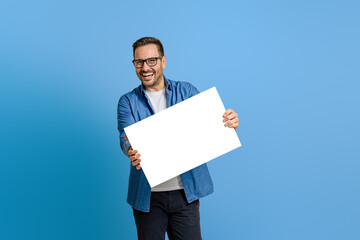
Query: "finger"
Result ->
[[129, 153, 140, 162], [136, 164, 142, 170], [223, 109, 234, 118], [226, 119, 239, 129], [128, 148, 137, 156], [225, 116, 239, 126], [130, 153, 141, 162], [124, 135, 129, 141], [132, 158, 141, 166], [223, 112, 238, 122]]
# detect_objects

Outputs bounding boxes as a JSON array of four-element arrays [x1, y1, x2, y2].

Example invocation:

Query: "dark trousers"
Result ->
[[132, 189, 202, 240]]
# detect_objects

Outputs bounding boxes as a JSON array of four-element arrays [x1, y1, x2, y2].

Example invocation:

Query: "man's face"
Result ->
[[134, 44, 166, 91]]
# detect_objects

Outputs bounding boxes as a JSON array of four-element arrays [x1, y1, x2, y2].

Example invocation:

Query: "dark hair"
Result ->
[[132, 37, 164, 57]]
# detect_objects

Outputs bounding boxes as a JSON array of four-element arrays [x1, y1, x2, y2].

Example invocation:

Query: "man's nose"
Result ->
[[141, 61, 151, 71]]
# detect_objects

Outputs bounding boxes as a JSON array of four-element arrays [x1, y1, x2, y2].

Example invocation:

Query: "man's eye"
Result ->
[[147, 59, 156, 64]]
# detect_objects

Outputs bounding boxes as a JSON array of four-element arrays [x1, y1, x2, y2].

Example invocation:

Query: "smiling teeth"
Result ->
[[142, 73, 153, 76]]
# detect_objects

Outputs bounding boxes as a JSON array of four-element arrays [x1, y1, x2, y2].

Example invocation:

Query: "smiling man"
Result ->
[[117, 37, 239, 240]]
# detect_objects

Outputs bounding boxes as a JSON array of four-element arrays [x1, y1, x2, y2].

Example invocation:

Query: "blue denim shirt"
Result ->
[[117, 76, 214, 212]]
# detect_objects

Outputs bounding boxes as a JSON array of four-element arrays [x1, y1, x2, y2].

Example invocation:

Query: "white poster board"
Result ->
[[125, 87, 241, 187]]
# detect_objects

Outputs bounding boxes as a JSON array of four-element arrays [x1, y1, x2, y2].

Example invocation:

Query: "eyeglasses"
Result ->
[[132, 57, 162, 68]]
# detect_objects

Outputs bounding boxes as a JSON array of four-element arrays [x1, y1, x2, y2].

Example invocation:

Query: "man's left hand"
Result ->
[[223, 109, 239, 130]]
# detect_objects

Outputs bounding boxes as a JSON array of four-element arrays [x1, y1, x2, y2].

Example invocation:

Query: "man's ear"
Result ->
[[162, 56, 167, 69]]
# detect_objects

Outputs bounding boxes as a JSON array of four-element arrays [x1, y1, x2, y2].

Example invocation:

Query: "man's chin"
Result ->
[[141, 80, 154, 88], [140, 76, 162, 89], [141, 79, 152, 84]]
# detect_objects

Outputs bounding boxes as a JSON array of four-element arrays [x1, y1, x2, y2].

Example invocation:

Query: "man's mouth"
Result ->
[[141, 72, 154, 80]]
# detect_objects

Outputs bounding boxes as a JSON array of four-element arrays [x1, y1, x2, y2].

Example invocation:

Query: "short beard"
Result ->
[[143, 74, 163, 90]]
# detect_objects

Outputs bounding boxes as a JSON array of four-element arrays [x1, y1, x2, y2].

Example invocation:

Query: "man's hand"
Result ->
[[223, 109, 239, 130], [124, 135, 142, 170]]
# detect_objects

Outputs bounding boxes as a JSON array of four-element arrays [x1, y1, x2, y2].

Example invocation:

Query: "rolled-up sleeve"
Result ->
[[117, 95, 135, 157]]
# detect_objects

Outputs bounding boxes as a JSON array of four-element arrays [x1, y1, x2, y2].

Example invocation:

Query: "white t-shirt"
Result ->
[[145, 88, 184, 192]]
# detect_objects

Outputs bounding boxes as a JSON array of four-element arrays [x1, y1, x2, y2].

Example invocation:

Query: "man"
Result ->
[[117, 37, 239, 240]]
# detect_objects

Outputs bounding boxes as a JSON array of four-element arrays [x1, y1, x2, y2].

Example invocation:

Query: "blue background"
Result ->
[[1, 0, 359, 239]]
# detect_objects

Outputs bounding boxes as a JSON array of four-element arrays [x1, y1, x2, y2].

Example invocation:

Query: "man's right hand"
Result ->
[[124, 135, 142, 170]]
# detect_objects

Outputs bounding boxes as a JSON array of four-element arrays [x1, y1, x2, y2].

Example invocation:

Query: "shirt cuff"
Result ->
[[122, 140, 131, 157]]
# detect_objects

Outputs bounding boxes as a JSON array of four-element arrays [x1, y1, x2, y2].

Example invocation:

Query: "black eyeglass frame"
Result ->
[[132, 57, 163, 68]]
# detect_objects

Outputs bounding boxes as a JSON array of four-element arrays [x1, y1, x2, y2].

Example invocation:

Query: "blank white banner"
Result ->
[[125, 87, 241, 188]]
